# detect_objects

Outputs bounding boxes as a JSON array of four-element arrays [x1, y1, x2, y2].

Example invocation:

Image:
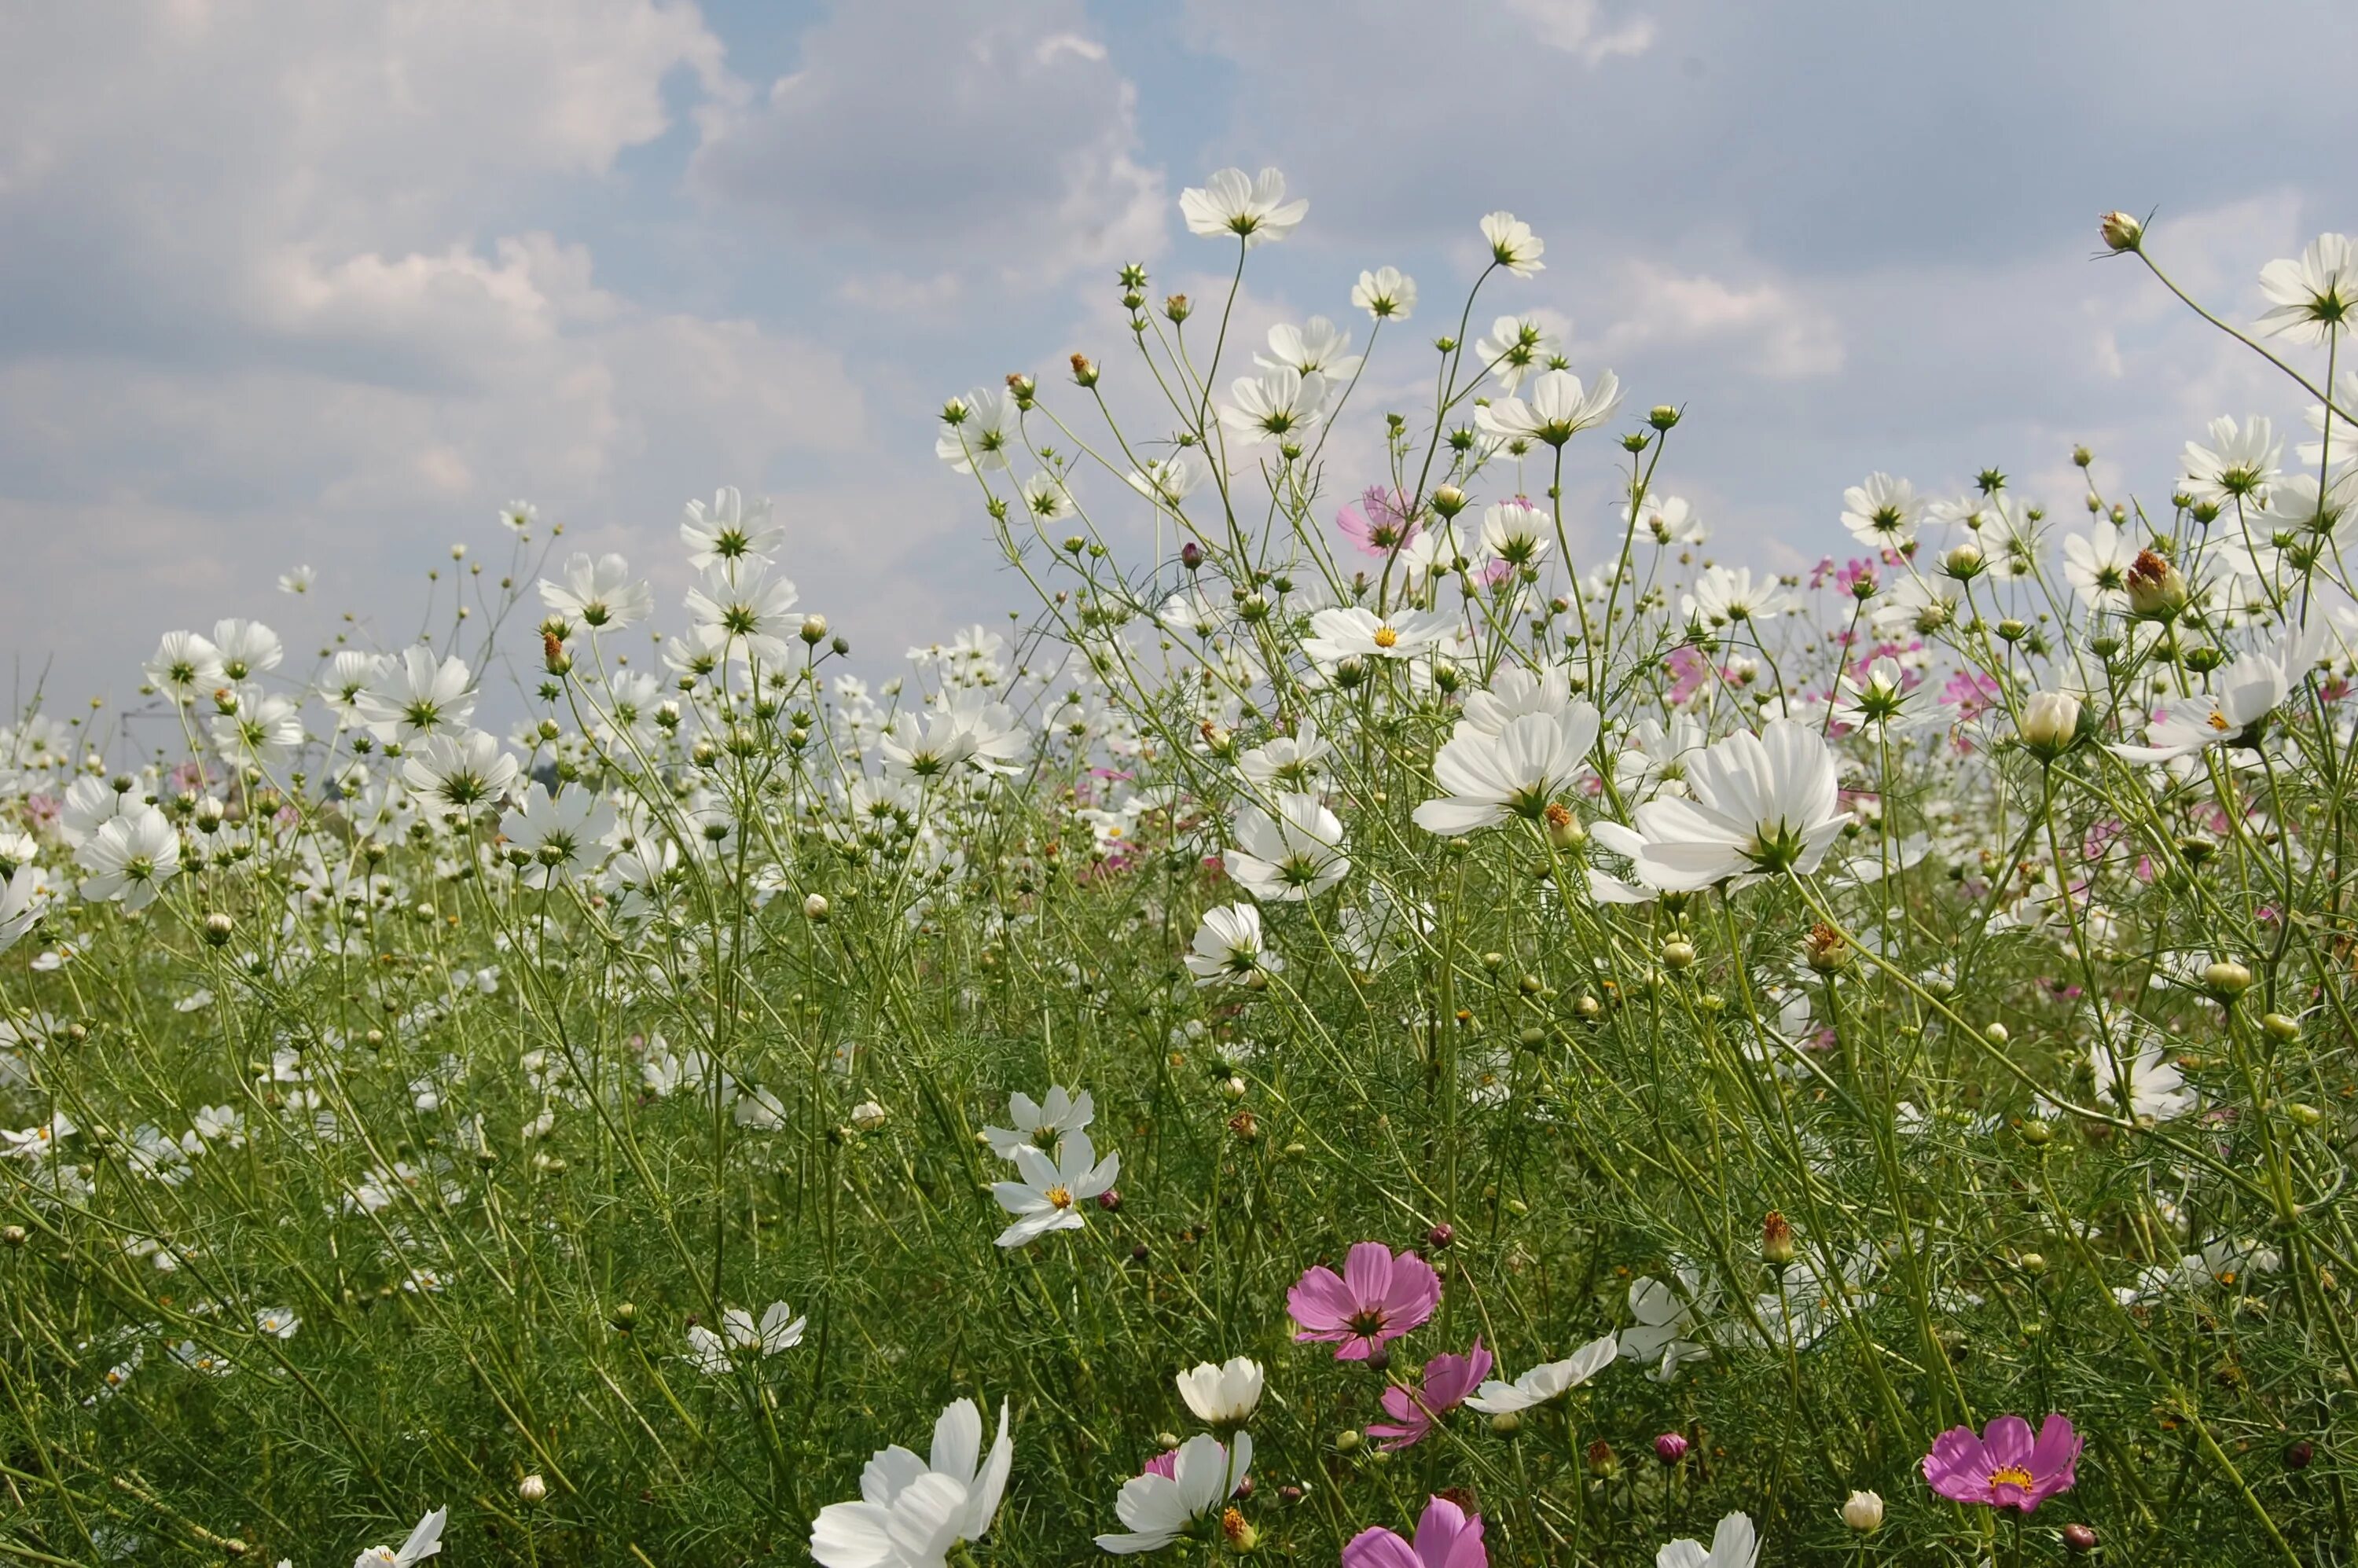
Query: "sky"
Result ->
[[3, 0, 2356, 714]]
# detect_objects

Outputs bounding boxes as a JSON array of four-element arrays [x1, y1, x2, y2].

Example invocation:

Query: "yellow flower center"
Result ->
[[2206, 710, 2231, 732], [1988, 1464, 2034, 1493], [1372, 625, 1399, 648], [1045, 1184, 1074, 1210]]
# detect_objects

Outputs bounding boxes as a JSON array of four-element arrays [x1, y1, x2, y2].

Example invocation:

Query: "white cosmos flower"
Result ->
[[1218, 368, 1328, 445], [2257, 232, 2358, 344], [1127, 454, 1199, 506], [355, 648, 476, 744], [1238, 720, 1331, 791], [255, 1307, 299, 1338], [2091, 1036, 2195, 1123], [2062, 519, 2139, 612], [1473, 314, 1558, 393], [1475, 369, 1620, 446], [144, 631, 223, 701], [1479, 210, 1545, 275], [1627, 721, 1849, 891], [686, 1301, 805, 1374], [1096, 1431, 1253, 1554], [983, 1086, 1094, 1161], [1174, 1357, 1264, 1425], [1184, 903, 1279, 987], [685, 560, 805, 666], [209, 685, 306, 769], [1178, 167, 1306, 248], [1464, 1333, 1618, 1412], [1302, 607, 1452, 663], [75, 806, 179, 911], [1656, 1511, 1757, 1568], [1351, 266, 1416, 320], [811, 1398, 1014, 1568], [400, 729, 520, 815], [1635, 494, 1706, 546], [1223, 793, 1349, 902], [935, 389, 1020, 474], [0, 864, 46, 953], [2111, 622, 2319, 762], [1839, 473, 1924, 548], [1412, 707, 1601, 835], [681, 487, 785, 567], [499, 499, 538, 531], [499, 784, 617, 889], [352, 1509, 445, 1568], [1684, 564, 1794, 625], [880, 712, 980, 782], [1619, 1267, 1715, 1381], [540, 553, 653, 632], [1256, 317, 1360, 381], [991, 1132, 1118, 1247], [2180, 414, 2280, 508], [211, 618, 282, 681], [1478, 499, 1550, 566]]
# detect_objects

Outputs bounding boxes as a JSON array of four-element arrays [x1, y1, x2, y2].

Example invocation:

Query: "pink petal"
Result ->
[[1287, 1266, 1353, 1333], [1981, 1414, 2034, 1471], [1342, 1527, 1423, 1568], [1342, 1242, 1395, 1307]]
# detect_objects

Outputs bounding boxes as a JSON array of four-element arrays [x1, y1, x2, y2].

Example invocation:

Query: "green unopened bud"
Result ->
[[2099, 211, 2144, 252], [2203, 960, 2252, 999]]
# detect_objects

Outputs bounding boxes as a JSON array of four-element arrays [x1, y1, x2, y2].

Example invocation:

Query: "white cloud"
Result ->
[[1499, 0, 1656, 63], [1597, 262, 1844, 379]]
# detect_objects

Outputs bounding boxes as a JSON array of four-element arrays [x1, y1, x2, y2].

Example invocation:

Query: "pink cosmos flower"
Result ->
[[1923, 1413, 2081, 1513], [1342, 1495, 1487, 1568], [1666, 644, 1715, 706], [1367, 1338, 1491, 1450], [1287, 1242, 1441, 1361], [1337, 487, 1419, 557]]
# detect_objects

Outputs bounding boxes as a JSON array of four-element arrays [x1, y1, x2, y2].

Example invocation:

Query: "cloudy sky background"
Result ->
[[5, 0, 2356, 711]]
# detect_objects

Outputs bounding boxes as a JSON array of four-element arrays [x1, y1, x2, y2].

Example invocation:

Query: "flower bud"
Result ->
[[2062, 1522, 2097, 1555], [803, 894, 830, 921], [2203, 960, 2252, 998], [1648, 405, 1681, 430], [1803, 922, 1849, 974], [2018, 691, 2084, 759], [2286, 1439, 2314, 1470], [519, 1474, 547, 1504], [2099, 211, 2143, 252], [1761, 1210, 1795, 1265], [1070, 352, 1100, 387], [1585, 1440, 1620, 1479], [1544, 800, 1585, 849], [2125, 549, 2187, 619], [1661, 938, 1696, 971], [1427, 1223, 1455, 1250], [1842, 1490, 1884, 1532], [1490, 1410, 1522, 1434], [204, 912, 235, 947], [800, 614, 829, 646], [1431, 485, 1467, 520], [1942, 542, 1985, 581], [1654, 1432, 1688, 1464], [850, 1100, 886, 1132]]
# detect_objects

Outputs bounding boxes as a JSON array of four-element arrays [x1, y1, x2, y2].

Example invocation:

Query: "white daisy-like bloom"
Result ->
[[681, 487, 786, 567], [355, 648, 477, 744], [321, 651, 386, 725], [211, 618, 283, 681], [1174, 1356, 1264, 1426], [75, 806, 180, 911], [935, 388, 1021, 474], [1126, 454, 1199, 507], [1338, 883, 1433, 971], [499, 784, 618, 889], [880, 711, 980, 782], [2110, 621, 2319, 763], [1614, 715, 1711, 800], [1655, 1511, 1758, 1568], [684, 560, 805, 667], [1839, 472, 1924, 548], [1475, 368, 1621, 447], [990, 1131, 1118, 1248], [2297, 368, 2358, 466], [686, 1301, 806, 1374], [1184, 902, 1280, 987], [1870, 571, 1957, 637], [1472, 313, 1559, 392], [0, 863, 48, 954], [1218, 367, 1329, 446], [1464, 1333, 1618, 1412], [1177, 167, 1306, 248], [1684, 564, 1794, 626], [1256, 317, 1360, 382], [1412, 707, 1601, 836], [1350, 266, 1416, 321], [1830, 655, 1924, 736], [1635, 494, 1706, 546], [2256, 232, 2358, 345], [499, 499, 538, 532], [255, 1307, 299, 1339], [1301, 607, 1453, 664], [2090, 1036, 2195, 1123], [540, 553, 654, 632], [209, 685, 307, 769], [400, 729, 520, 815], [1237, 719, 1331, 792], [1626, 721, 1849, 891], [143, 630, 224, 701], [352, 1508, 446, 1568], [1224, 793, 1350, 902], [1478, 499, 1551, 567], [1018, 470, 1077, 522], [2180, 414, 2281, 509], [2062, 518, 2139, 612], [983, 1086, 1095, 1161], [810, 1398, 1013, 1568], [1095, 1431, 1253, 1554], [1479, 211, 1546, 275], [277, 564, 315, 595]]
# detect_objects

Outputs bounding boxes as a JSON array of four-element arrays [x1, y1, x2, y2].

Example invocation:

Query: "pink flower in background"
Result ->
[[1835, 558, 1879, 597], [1338, 487, 1420, 556], [1288, 1242, 1441, 1361], [1367, 1338, 1491, 1449], [1942, 670, 2001, 722], [1666, 645, 1715, 706], [1342, 1495, 1486, 1568], [1923, 1413, 2081, 1512]]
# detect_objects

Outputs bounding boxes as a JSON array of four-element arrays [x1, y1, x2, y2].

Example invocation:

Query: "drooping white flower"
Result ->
[[1634, 494, 1706, 547], [2256, 232, 2358, 345], [1237, 720, 1331, 791], [1218, 368, 1328, 446], [2110, 622, 2319, 762], [681, 487, 786, 567], [1178, 167, 1306, 248], [1464, 1333, 1618, 1412], [1256, 318, 1360, 382], [1472, 314, 1559, 393], [1223, 793, 1349, 902], [75, 806, 179, 911], [0, 864, 47, 953], [1095, 1432, 1253, 1554], [2091, 1037, 2195, 1123], [1412, 707, 1601, 835], [686, 1301, 806, 1375], [1626, 722, 1849, 891], [1479, 211, 1545, 275], [1475, 369, 1621, 447], [1174, 1357, 1263, 1426], [811, 1398, 1014, 1568], [991, 1132, 1118, 1247], [1184, 903, 1279, 987]]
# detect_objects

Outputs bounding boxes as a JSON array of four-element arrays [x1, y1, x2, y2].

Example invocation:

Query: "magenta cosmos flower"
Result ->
[[1288, 1242, 1441, 1361], [1368, 1338, 1491, 1450], [1343, 1495, 1486, 1568], [1923, 1413, 2081, 1512], [1336, 486, 1419, 556]]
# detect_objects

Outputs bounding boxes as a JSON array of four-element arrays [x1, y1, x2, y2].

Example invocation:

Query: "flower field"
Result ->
[[4, 176, 2356, 1565]]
